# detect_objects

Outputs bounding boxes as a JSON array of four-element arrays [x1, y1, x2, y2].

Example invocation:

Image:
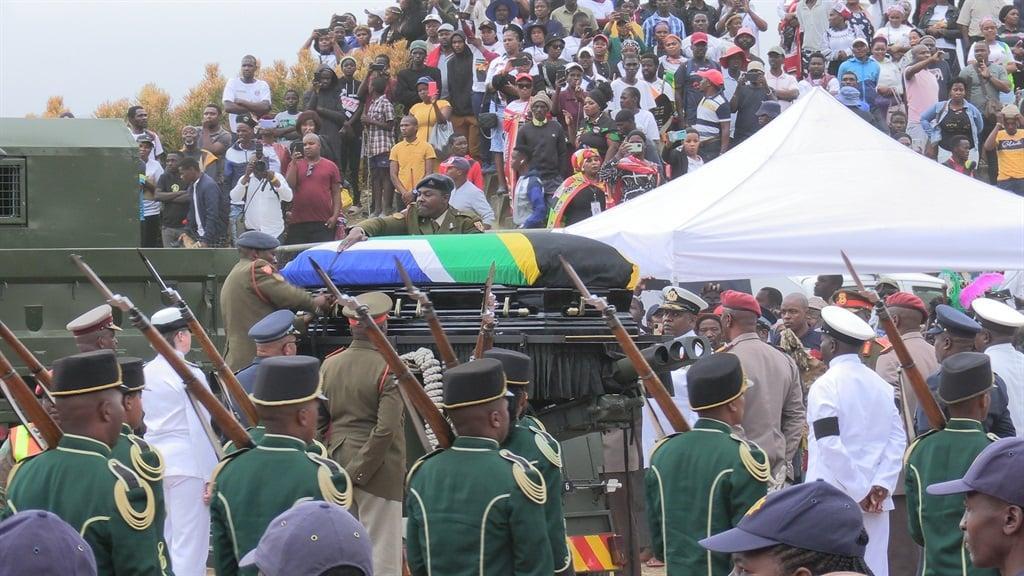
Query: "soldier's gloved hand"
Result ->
[[313, 294, 335, 314]]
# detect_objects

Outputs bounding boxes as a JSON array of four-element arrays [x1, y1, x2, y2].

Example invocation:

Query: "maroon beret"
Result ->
[[886, 291, 927, 318], [721, 290, 762, 316]]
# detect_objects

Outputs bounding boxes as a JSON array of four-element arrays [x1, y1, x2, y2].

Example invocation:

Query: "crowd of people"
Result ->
[[127, 0, 1024, 250]]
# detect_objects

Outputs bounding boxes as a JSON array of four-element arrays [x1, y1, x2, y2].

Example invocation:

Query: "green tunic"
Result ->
[[111, 424, 171, 567], [406, 435, 554, 576], [646, 418, 770, 576], [221, 425, 327, 457], [2, 433, 169, 575], [209, 433, 352, 576], [904, 418, 998, 576], [503, 419, 573, 574], [356, 204, 484, 237]]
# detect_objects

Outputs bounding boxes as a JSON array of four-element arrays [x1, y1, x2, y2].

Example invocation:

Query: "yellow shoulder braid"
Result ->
[[108, 460, 155, 531], [127, 434, 165, 483], [731, 434, 771, 483], [530, 426, 563, 468], [904, 428, 940, 466], [306, 453, 353, 509], [499, 449, 547, 505], [406, 448, 444, 486], [987, 432, 1000, 442], [650, 432, 682, 459], [309, 439, 329, 458]]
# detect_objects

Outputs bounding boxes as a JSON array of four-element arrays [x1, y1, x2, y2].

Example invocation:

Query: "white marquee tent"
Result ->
[[564, 88, 1024, 282]]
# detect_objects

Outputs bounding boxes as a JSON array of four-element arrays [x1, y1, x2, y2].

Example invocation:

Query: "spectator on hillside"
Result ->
[[682, 0, 721, 37], [396, 41, 443, 111], [904, 44, 943, 150], [126, 106, 164, 162], [721, 45, 750, 101], [337, 56, 362, 210], [390, 115, 438, 205], [447, 31, 496, 161], [446, 156, 495, 228], [676, 33, 722, 124], [224, 114, 280, 241], [694, 68, 731, 160], [427, 23, 458, 97], [439, 134, 484, 190], [797, 51, 840, 96], [549, 148, 609, 227], [984, 104, 1024, 194], [821, 4, 862, 75], [564, 11, 596, 58], [183, 157, 228, 247], [304, 65, 347, 169], [788, 0, 830, 68], [301, 28, 342, 68], [643, 0, 687, 47], [553, 0, 598, 31], [138, 135, 163, 248], [198, 103, 231, 184], [532, 0, 568, 36], [662, 128, 704, 178], [155, 151, 190, 248], [611, 54, 656, 111], [180, 125, 219, 184], [222, 55, 271, 133], [682, 15, 731, 61], [943, 134, 978, 176], [511, 147, 548, 228], [600, 129, 662, 203], [620, 86, 661, 143], [271, 89, 302, 146], [921, 77, 984, 164], [730, 61, 772, 143], [765, 46, 800, 111], [380, 5, 404, 44], [229, 155, 293, 241], [515, 92, 569, 194], [409, 77, 452, 154], [424, 13, 443, 52], [284, 133, 342, 245], [361, 75, 397, 217]]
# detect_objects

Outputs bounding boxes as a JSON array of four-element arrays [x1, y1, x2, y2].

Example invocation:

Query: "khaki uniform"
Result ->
[[729, 333, 806, 483], [220, 257, 318, 371], [874, 332, 938, 421], [356, 205, 484, 237]]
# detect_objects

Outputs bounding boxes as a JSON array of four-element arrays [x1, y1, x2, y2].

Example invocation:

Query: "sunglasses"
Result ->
[[306, 163, 315, 177], [517, 83, 533, 88]]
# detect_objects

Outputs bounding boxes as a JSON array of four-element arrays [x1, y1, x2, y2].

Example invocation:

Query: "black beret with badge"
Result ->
[[415, 173, 455, 196], [938, 351, 995, 404], [51, 349, 123, 397], [482, 348, 532, 387], [251, 355, 325, 406], [687, 353, 747, 411], [442, 358, 508, 409], [248, 309, 298, 343], [117, 357, 146, 393], [236, 230, 280, 251], [658, 286, 708, 315]]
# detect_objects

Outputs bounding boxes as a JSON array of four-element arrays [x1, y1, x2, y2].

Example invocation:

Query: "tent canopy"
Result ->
[[565, 88, 1024, 282]]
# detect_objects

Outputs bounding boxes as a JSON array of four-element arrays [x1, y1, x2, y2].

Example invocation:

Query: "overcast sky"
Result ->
[[0, 0, 392, 118]]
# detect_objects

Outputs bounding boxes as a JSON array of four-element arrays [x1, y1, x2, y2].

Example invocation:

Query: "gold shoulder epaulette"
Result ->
[[308, 439, 329, 458], [530, 426, 563, 468], [6, 460, 25, 493], [499, 449, 547, 505], [987, 432, 1000, 442], [108, 460, 155, 531], [650, 432, 682, 460], [521, 415, 547, 432], [306, 453, 352, 509], [903, 428, 939, 466], [406, 448, 444, 486], [210, 447, 248, 485], [731, 434, 771, 484], [127, 434, 165, 483]]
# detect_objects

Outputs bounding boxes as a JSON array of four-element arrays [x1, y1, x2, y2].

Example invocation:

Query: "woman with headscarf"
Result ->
[[303, 67, 345, 167], [822, 2, 863, 74], [548, 148, 610, 227], [599, 129, 661, 204], [566, 87, 622, 159], [967, 16, 1016, 71], [875, 4, 915, 58], [846, 0, 875, 41]]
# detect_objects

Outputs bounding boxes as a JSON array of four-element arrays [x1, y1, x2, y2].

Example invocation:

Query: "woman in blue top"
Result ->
[[920, 77, 985, 164]]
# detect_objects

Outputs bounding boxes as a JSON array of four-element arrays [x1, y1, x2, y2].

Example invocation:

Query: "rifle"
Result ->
[[71, 255, 253, 450], [394, 257, 459, 369], [137, 249, 260, 426], [0, 348, 62, 450], [840, 251, 946, 430], [308, 260, 454, 448], [559, 256, 691, 433], [472, 262, 497, 360], [0, 320, 54, 401]]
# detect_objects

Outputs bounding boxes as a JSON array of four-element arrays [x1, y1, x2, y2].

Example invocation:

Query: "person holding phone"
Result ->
[[984, 104, 1024, 194], [600, 129, 661, 204], [409, 78, 452, 146]]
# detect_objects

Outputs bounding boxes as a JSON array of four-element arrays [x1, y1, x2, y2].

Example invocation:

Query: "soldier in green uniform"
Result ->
[[220, 230, 332, 371], [210, 355, 352, 576], [2, 349, 169, 575], [483, 347, 574, 575], [320, 291, 407, 576], [406, 358, 554, 576], [646, 352, 770, 576], [905, 351, 999, 576], [337, 173, 483, 248]]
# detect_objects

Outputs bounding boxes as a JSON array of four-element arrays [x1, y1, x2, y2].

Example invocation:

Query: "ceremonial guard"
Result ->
[[3, 350, 169, 574], [971, 297, 1024, 434], [66, 303, 122, 352], [830, 289, 889, 369], [645, 353, 770, 576], [805, 306, 906, 576], [484, 347, 574, 575], [905, 352, 999, 576], [874, 292, 938, 419], [220, 231, 330, 372], [210, 355, 352, 576], [143, 307, 219, 576], [406, 358, 554, 576], [233, 309, 299, 427], [320, 292, 406, 576]]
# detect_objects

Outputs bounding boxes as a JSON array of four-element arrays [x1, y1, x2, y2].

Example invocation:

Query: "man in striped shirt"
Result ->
[[693, 69, 731, 161]]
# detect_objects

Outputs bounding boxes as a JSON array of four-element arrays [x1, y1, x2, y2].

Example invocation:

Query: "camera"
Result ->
[[253, 160, 268, 172], [369, 62, 385, 72]]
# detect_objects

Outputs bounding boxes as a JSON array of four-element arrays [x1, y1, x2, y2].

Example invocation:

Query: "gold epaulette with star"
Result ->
[[406, 448, 444, 486], [306, 453, 352, 509], [903, 428, 940, 466], [730, 434, 771, 483], [108, 460, 156, 531], [499, 449, 547, 505], [126, 434, 165, 483]]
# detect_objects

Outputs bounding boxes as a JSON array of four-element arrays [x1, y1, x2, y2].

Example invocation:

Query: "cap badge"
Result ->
[[666, 289, 678, 302], [836, 292, 848, 306]]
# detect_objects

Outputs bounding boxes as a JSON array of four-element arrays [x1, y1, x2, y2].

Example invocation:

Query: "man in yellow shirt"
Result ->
[[389, 115, 437, 204], [984, 104, 1024, 196]]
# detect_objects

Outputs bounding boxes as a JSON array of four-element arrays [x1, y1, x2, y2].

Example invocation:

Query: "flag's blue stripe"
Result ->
[[282, 248, 432, 287]]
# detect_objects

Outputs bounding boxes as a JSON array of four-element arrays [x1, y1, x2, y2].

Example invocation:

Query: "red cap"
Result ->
[[886, 291, 928, 319], [719, 45, 748, 65], [714, 305, 724, 316], [696, 68, 724, 87], [593, 33, 609, 44], [514, 72, 533, 83], [691, 32, 709, 44], [721, 290, 762, 316], [735, 27, 755, 38]]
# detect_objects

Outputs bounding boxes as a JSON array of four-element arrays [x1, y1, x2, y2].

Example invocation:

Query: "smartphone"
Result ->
[[290, 141, 303, 155], [667, 129, 687, 143], [628, 142, 643, 153], [427, 81, 438, 98]]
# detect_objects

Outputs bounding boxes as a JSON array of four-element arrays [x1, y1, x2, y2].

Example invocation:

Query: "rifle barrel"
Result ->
[[0, 347, 62, 449], [0, 320, 54, 398], [395, 257, 459, 369]]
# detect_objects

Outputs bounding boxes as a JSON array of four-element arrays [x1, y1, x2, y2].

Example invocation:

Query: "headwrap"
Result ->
[[409, 40, 429, 53], [586, 89, 608, 109], [665, 34, 682, 44], [622, 39, 642, 53], [832, 1, 852, 18], [530, 92, 552, 109], [571, 148, 600, 172]]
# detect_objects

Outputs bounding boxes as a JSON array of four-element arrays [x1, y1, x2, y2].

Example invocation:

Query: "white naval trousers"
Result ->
[[862, 510, 890, 576], [163, 475, 210, 576], [352, 487, 403, 576]]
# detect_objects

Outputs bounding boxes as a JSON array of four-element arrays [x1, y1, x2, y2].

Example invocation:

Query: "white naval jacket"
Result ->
[[806, 354, 907, 509], [985, 343, 1024, 436], [142, 352, 219, 480]]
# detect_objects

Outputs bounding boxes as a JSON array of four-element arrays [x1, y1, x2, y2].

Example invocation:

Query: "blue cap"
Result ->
[[928, 304, 982, 337], [927, 437, 1024, 506], [239, 501, 372, 576], [248, 310, 298, 343], [236, 231, 280, 250], [416, 76, 434, 86], [0, 510, 97, 575], [699, 481, 867, 557], [837, 86, 863, 107]]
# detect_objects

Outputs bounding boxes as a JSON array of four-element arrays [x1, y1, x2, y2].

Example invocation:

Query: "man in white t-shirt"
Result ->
[[127, 105, 164, 162], [222, 55, 272, 133], [620, 86, 661, 143], [765, 45, 800, 111], [610, 54, 656, 111]]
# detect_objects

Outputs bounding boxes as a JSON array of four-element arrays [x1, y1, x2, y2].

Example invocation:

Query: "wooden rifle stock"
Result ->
[[559, 256, 690, 433], [840, 251, 946, 430], [309, 260, 454, 448], [137, 250, 260, 426], [0, 320, 54, 400], [394, 257, 459, 369], [473, 262, 497, 360], [71, 255, 253, 449], [0, 348, 62, 449]]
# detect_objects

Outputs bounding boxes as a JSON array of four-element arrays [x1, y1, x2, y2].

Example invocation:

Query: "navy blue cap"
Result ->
[[236, 231, 281, 250], [0, 510, 97, 575], [416, 76, 434, 86], [700, 481, 867, 557], [928, 304, 981, 337], [927, 437, 1024, 506], [248, 310, 298, 343]]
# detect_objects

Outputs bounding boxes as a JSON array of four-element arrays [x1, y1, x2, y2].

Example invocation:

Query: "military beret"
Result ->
[[938, 351, 994, 404], [151, 307, 188, 334], [928, 437, 1024, 506], [687, 353, 746, 411], [252, 355, 325, 406], [928, 304, 981, 338], [52, 349, 123, 397], [118, 357, 146, 393], [483, 348, 532, 387], [659, 286, 707, 315], [820, 305, 875, 345], [720, 290, 761, 316], [0, 510, 97, 575], [831, 288, 872, 311], [442, 358, 508, 409], [236, 230, 281, 250], [249, 310, 298, 343], [972, 297, 1024, 330], [415, 173, 455, 196], [66, 304, 122, 336], [885, 291, 927, 319], [341, 291, 392, 324]]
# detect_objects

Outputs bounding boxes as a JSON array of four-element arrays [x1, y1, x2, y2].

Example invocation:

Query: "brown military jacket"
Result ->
[[356, 204, 484, 237], [221, 257, 318, 371], [875, 331, 938, 422], [319, 339, 406, 501], [729, 332, 806, 483]]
